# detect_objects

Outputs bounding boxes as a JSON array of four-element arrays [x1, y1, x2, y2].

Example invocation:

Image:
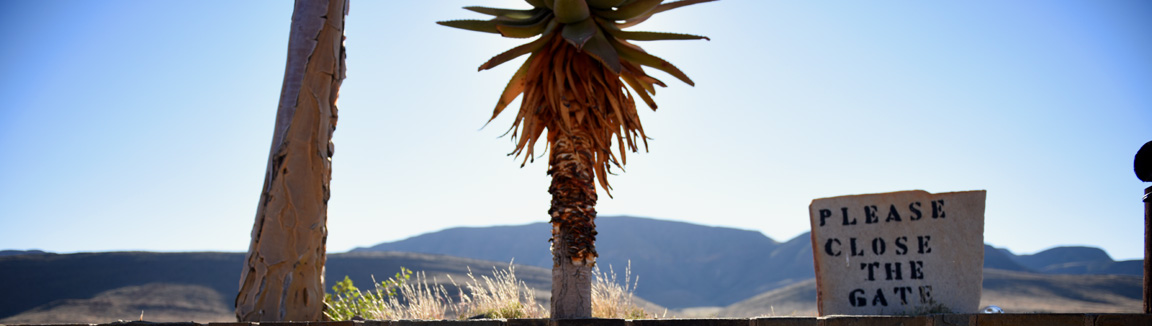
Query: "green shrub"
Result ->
[[323, 268, 412, 320]]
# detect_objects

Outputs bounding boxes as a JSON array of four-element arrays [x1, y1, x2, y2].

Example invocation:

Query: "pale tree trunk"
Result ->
[[548, 130, 598, 318], [235, 0, 347, 321]]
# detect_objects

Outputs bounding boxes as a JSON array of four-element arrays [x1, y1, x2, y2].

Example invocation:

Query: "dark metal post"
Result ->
[[1138, 140, 1152, 314], [1145, 186, 1151, 314]]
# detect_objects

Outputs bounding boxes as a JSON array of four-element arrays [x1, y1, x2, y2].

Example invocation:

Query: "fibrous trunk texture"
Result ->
[[548, 130, 598, 319], [235, 0, 346, 322]]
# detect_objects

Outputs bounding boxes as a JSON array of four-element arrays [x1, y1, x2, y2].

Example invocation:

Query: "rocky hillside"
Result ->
[[355, 216, 1141, 308]]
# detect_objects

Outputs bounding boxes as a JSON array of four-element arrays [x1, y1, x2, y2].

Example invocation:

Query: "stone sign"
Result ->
[[808, 190, 986, 315]]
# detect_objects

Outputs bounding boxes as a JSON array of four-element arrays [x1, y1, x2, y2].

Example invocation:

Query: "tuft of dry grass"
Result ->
[[452, 263, 547, 319], [325, 261, 656, 320], [592, 261, 659, 319]]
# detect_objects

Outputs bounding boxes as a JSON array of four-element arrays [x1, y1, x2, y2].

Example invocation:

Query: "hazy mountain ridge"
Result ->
[[0, 250, 48, 257], [0, 283, 233, 324], [0, 251, 551, 322], [2, 216, 1142, 321], [355, 216, 1141, 308], [0, 251, 243, 320], [1010, 246, 1141, 275], [354, 216, 791, 308]]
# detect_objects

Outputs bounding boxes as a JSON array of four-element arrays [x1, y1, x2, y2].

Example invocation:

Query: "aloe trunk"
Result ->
[[548, 130, 599, 318], [235, 0, 347, 321]]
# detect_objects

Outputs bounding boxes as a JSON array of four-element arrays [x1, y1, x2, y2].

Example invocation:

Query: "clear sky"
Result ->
[[1, 1, 1149, 260]]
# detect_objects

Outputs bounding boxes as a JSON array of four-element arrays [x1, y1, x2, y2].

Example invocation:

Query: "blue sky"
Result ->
[[1, 1, 1149, 260]]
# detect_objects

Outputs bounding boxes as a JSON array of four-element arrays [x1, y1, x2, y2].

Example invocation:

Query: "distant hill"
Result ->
[[981, 245, 1142, 275], [0, 283, 233, 324], [354, 216, 1141, 308], [0, 251, 243, 320], [0, 250, 48, 257], [1009, 246, 1141, 275], [982, 245, 1031, 272], [355, 216, 799, 308], [719, 268, 1142, 317], [354, 221, 554, 267], [0, 251, 550, 322]]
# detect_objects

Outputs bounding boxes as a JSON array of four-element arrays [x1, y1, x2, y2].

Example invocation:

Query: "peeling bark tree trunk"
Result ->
[[548, 130, 598, 319], [235, 0, 347, 322]]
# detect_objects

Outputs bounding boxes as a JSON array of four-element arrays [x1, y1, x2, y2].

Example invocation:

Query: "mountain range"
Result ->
[[357, 216, 811, 308], [353, 216, 1142, 308], [1, 215, 1142, 322]]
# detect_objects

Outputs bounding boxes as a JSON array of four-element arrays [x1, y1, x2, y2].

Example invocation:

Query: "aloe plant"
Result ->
[[440, 0, 714, 318]]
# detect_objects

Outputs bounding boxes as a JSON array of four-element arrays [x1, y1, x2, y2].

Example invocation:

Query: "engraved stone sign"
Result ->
[[809, 190, 986, 315]]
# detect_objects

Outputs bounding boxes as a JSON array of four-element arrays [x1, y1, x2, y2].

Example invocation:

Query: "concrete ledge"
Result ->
[[750, 317, 817, 326], [932, 314, 975, 326], [821, 315, 932, 326], [259, 322, 360, 326], [976, 313, 1088, 326], [552, 319, 626, 326], [3, 314, 1152, 326], [632, 318, 749, 326], [1093, 314, 1152, 326], [503, 319, 549, 326]]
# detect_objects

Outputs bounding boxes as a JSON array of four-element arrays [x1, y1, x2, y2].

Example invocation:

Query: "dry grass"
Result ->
[[592, 262, 659, 319], [325, 270, 455, 320], [325, 261, 654, 320], [453, 264, 547, 319]]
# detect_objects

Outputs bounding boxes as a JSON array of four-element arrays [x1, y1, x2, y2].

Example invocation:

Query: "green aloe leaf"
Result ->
[[497, 15, 552, 38], [618, 0, 716, 28], [554, 0, 592, 24], [478, 33, 553, 71], [464, 6, 537, 20], [654, 0, 717, 14], [613, 39, 695, 86], [587, 0, 626, 9], [610, 30, 710, 41], [595, 0, 660, 20], [436, 20, 501, 34], [561, 18, 597, 49], [582, 27, 623, 74]]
